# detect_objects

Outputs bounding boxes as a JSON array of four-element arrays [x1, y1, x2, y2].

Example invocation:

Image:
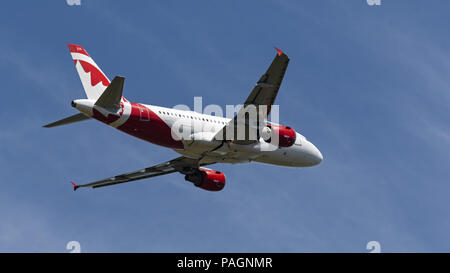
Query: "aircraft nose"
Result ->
[[313, 145, 323, 165], [307, 141, 323, 166]]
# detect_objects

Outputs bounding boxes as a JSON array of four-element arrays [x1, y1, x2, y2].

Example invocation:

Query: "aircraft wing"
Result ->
[[214, 48, 290, 144], [244, 48, 290, 115], [72, 156, 206, 190]]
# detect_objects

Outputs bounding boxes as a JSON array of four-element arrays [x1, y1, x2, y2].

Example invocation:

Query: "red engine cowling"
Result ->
[[261, 124, 296, 147], [185, 168, 226, 191]]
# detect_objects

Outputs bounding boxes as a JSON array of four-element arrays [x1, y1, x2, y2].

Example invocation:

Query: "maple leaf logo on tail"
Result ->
[[68, 43, 111, 100]]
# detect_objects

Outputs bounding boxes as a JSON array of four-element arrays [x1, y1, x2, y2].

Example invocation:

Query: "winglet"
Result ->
[[71, 181, 79, 191], [274, 47, 285, 56]]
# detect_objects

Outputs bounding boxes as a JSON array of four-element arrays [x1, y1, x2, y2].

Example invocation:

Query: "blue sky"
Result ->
[[1, 0, 449, 252]]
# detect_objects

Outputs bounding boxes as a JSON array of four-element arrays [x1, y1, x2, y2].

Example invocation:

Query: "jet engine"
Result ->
[[261, 124, 296, 147], [184, 168, 226, 191]]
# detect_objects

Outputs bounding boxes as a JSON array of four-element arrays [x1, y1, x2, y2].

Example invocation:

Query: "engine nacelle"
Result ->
[[185, 168, 226, 191], [261, 124, 296, 147]]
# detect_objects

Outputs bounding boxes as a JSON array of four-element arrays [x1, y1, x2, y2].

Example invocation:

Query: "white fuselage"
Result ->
[[73, 99, 323, 168]]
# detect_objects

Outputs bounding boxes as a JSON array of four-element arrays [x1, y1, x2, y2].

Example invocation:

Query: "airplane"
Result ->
[[44, 44, 323, 192]]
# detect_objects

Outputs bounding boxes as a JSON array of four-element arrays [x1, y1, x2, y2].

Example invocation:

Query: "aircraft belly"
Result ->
[[177, 140, 262, 164]]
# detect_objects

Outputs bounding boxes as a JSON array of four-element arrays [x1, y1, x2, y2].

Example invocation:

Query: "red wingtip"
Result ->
[[71, 181, 79, 191], [274, 47, 285, 56]]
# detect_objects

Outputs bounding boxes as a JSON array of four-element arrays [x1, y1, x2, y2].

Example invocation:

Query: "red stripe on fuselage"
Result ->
[[117, 103, 183, 149], [92, 108, 120, 124]]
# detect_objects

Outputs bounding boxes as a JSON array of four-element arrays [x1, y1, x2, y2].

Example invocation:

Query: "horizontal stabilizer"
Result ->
[[95, 76, 125, 109], [43, 113, 90, 128]]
